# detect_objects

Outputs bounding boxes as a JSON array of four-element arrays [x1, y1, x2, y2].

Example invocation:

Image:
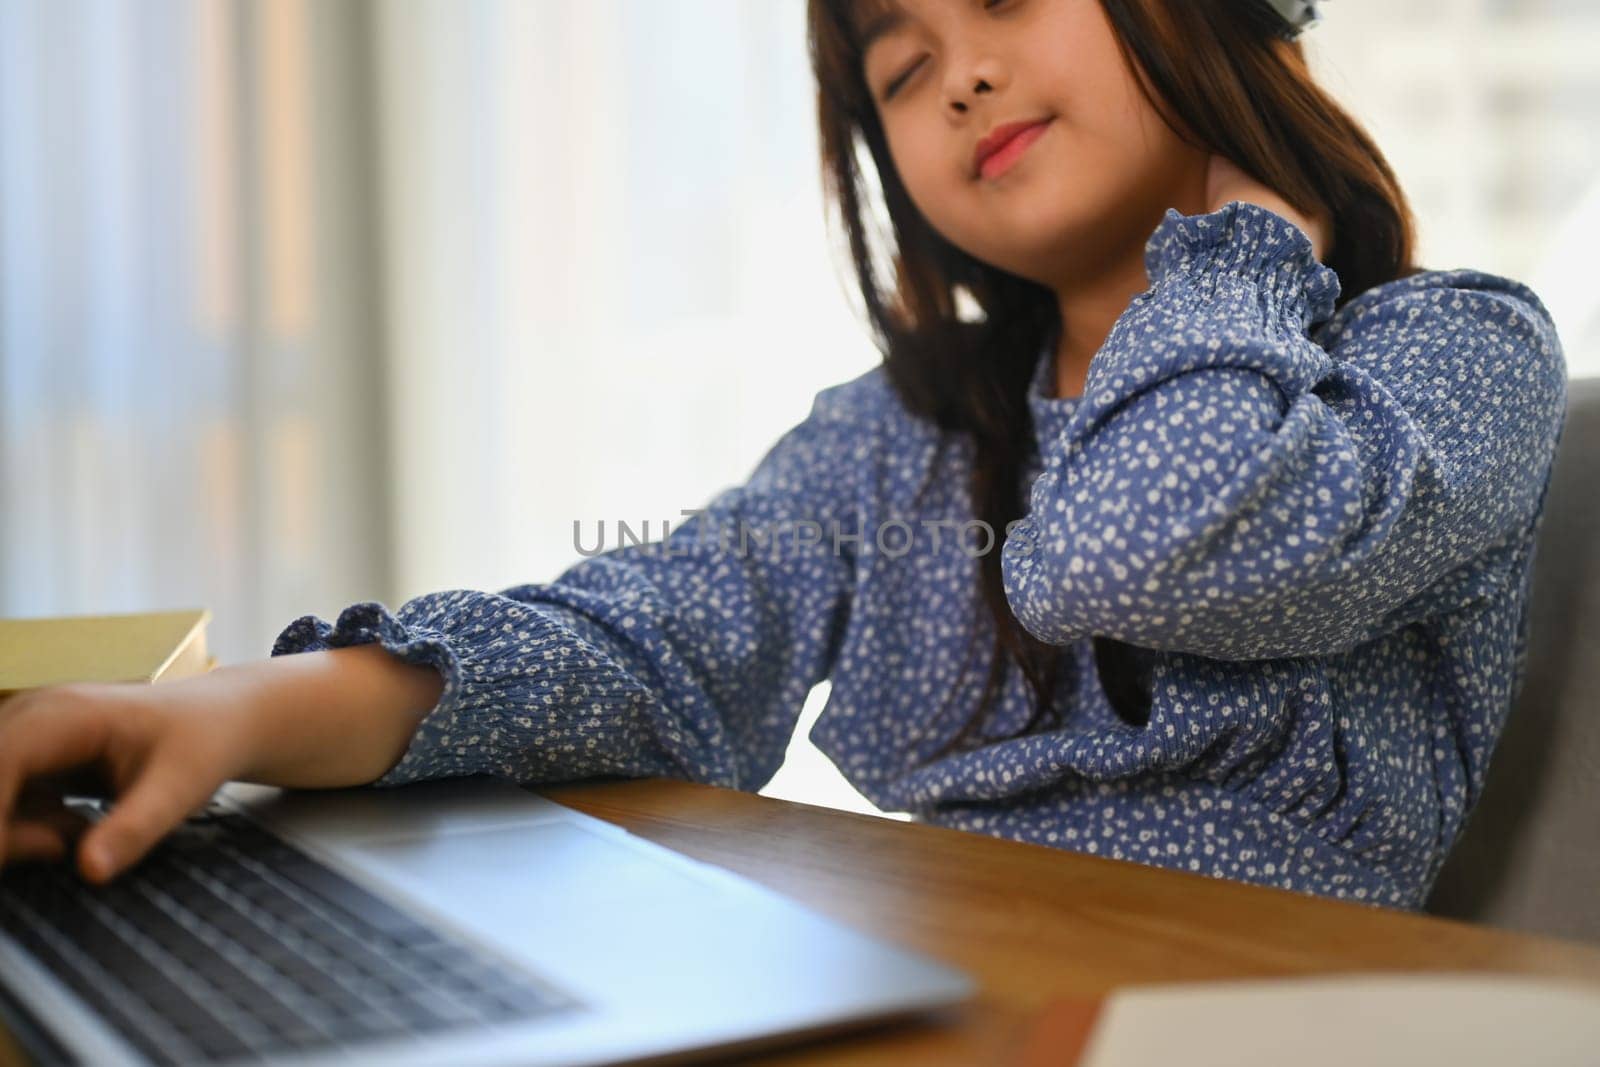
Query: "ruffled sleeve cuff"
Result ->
[[271, 600, 468, 787], [1141, 200, 1342, 336], [270, 593, 615, 789]]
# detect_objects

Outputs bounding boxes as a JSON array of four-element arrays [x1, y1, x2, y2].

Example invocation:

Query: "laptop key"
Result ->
[[399, 991, 483, 1026], [269, 857, 433, 939], [188, 1023, 254, 1062], [324, 1005, 406, 1043]]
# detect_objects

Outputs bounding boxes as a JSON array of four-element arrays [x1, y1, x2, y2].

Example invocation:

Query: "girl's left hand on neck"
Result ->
[[1203, 154, 1333, 263]]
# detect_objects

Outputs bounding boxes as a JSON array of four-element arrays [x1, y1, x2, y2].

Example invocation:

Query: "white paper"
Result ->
[[1079, 973, 1600, 1067]]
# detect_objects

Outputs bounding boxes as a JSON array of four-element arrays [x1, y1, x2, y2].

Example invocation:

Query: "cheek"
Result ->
[[1096, 45, 1181, 158], [1061, 66, 1169, 179], [887, 132, 956, 223]]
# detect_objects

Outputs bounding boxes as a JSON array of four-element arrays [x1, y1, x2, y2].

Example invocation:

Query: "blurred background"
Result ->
[[2, 0, 1597, 819]]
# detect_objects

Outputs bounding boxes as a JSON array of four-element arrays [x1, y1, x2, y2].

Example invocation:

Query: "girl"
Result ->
[[0, 0, 1568, 912]]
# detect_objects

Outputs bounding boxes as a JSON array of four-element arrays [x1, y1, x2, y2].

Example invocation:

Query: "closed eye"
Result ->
[[883, 57, 925, 101], [878, 0, 1015, 103]]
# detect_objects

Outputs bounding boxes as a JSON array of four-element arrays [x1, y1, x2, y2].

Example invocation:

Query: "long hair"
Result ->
[[805, 0, 1420, 763]]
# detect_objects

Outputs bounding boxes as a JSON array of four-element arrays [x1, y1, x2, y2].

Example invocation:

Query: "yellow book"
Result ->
[[0, 608, 215, 702]]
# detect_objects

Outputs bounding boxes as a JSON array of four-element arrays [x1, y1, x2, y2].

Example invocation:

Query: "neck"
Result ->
[[1049, 170, 1211, 400]]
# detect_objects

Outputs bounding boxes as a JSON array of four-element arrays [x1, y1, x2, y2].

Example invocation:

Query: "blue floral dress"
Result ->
[[273, 202, 1568, 910]]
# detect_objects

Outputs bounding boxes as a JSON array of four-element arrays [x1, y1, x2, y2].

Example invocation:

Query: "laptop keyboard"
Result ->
[[0, 804, 579, 1065]]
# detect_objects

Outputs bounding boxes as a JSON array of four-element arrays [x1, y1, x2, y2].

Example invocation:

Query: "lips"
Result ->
[[973, 118, 1053, 178]]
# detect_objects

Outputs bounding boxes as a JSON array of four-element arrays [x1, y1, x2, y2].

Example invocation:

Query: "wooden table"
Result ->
[[538, 777, 1600, 1066]]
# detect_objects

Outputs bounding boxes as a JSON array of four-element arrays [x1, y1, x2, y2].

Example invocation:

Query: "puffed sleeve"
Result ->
[[1001, 200, 1567, 660], [270, 378, 874, 792]]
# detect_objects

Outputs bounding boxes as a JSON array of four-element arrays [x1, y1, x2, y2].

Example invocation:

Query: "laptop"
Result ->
[[0, 775, 975, 1066]]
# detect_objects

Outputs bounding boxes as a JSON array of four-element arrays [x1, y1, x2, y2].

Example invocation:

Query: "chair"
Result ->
[[1425, 375, 1600, 943]]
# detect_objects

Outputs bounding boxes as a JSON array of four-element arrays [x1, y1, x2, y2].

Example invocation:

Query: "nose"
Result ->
[[948, 76, 994, 114]]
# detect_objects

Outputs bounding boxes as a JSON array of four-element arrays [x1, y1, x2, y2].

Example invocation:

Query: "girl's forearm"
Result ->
[[221, 644, 445, 789]]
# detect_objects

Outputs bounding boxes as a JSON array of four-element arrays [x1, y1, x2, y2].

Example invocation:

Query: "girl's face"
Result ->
[[859, 0, 1206, 287]]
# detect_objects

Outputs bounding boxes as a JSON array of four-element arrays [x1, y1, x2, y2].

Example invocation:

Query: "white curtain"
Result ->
[[0, 0, 392, 666], [369, 0, 878, 600]]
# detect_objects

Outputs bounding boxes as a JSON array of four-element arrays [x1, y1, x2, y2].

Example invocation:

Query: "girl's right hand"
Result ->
[[0, 676, 259, 884]]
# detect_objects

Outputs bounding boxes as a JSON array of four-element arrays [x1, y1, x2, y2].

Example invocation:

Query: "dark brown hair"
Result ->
[[804, 0, 1420, 762]]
